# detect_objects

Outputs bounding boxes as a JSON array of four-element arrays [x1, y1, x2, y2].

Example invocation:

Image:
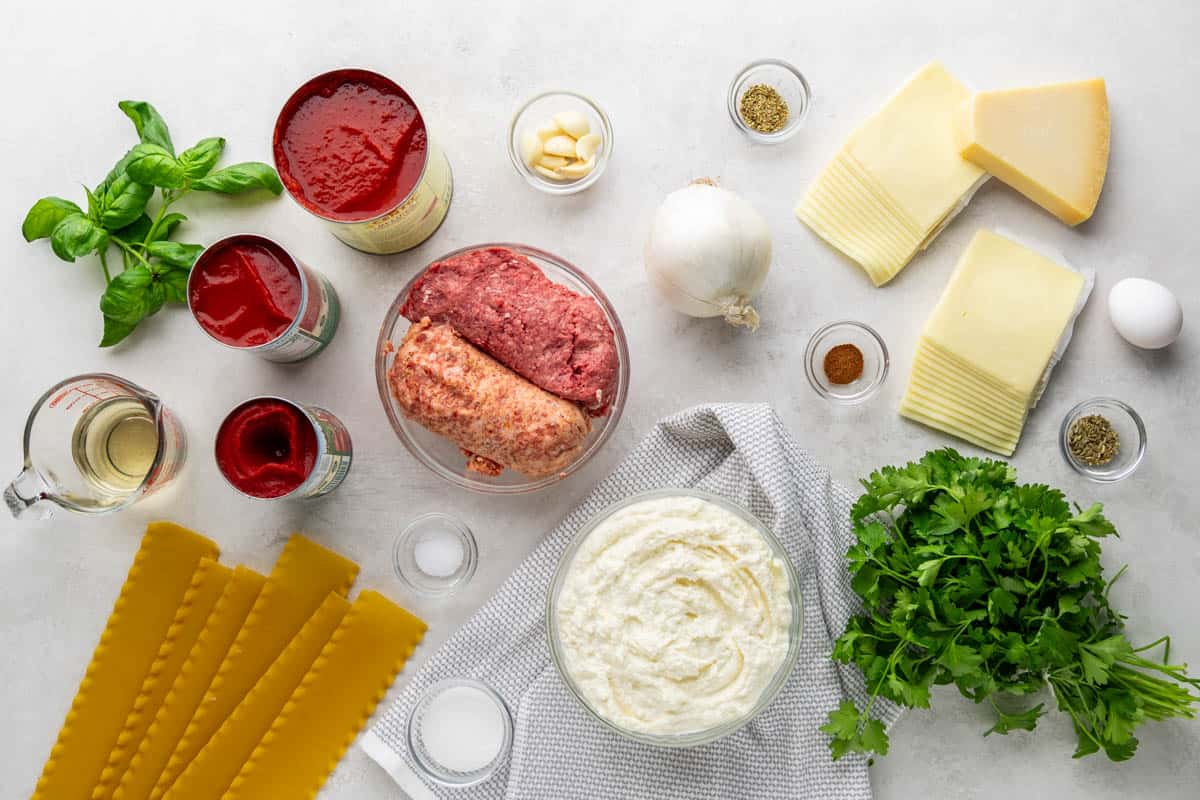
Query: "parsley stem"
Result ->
[[1051, 678, 1104, 752], [862, 637, 909, 721], [869, 559, 917, 584], [1103, 564, 1129, 600], [1130, 634, 1171, 660]]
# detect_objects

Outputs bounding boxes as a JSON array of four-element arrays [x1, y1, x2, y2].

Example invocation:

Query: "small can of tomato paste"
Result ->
[[188, 234, 340, 363], [272, 68, 453, 254], [215, 396, 352, 500]]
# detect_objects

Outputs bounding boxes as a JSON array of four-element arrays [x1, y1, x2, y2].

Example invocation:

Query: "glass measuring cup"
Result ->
[[6, 374, 186, 519]]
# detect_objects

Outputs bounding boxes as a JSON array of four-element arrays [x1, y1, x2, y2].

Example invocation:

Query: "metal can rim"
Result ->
[[272, 68, 434, 226], [186, 233, 313, 354], [213, 395, 346, 501]]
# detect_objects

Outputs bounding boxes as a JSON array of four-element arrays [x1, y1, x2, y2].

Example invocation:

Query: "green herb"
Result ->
[[824, 449, 1199, 762], [1068, 415, 1121, 466], [738, 84, 789, 134], [22, 101, 283, 347]]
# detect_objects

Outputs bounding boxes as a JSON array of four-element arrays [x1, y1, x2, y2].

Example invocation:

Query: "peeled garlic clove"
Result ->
[[533, 164, 563, 181], [519, 131, 543, 167], [575, 133, 602, 161], [537, 154, 570, 169], [553, 111, 590, 138], [557, 156, 596, 180], [535, 119, 561, 140], [543, 135, 578, 158]]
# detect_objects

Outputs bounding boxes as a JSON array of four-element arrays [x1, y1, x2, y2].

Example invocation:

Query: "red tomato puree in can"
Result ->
[[273, 69, 428, 222], [189, 237, 301, 347], [216, 399, 317, 498]]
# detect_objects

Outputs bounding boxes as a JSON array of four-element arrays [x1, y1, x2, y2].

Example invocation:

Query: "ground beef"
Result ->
[[400, 247, 619, 415]]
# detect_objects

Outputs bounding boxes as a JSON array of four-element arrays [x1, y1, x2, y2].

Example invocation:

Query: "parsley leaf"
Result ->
[[827, 449, 1200, 764]]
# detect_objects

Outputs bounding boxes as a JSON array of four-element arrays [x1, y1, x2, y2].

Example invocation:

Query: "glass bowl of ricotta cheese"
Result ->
[[547, 488, 802, 747]]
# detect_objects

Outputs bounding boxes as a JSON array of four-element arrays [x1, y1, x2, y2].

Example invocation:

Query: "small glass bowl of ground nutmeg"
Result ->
[[1060, 398, 1147, 483], [804, 321, 889, 405], [728, 59, 811, 143]]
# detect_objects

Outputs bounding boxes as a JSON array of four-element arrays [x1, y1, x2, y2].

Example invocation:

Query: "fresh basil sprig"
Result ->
[[22, 101, 283, 346]]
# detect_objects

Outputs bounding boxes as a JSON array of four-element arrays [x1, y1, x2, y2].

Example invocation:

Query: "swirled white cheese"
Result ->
[[555, 495, 793, 735]]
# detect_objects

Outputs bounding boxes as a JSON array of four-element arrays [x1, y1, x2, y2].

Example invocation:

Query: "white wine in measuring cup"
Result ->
[[6, 374, 186, 519], [71, 397, 160, 495]]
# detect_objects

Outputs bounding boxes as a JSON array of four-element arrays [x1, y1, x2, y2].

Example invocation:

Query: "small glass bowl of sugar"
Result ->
[[394, 513, 478, 595]]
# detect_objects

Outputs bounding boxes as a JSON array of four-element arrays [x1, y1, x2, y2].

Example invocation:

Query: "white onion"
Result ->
[[643, 180, 772, 330]]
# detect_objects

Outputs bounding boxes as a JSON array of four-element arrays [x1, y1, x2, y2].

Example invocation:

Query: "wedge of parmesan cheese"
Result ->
[[955, 78, 1109, 225]]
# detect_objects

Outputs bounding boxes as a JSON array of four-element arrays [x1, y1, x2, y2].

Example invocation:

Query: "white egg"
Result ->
[[1108, 277, 1183, 349]]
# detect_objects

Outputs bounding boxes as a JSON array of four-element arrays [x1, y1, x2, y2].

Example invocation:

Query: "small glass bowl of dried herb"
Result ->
[[804, 321, 889, 405], [728, 59, 811, 143], [1060, 397, 1147, 483]]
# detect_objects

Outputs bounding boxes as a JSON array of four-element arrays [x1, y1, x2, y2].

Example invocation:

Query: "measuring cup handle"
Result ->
[[5, 467, 54, 520]]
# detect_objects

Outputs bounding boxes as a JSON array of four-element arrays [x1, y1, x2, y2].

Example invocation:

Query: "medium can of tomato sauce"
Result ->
[[188, 234, 340, 363], [215, 396, 353, 500], [272, 69, 453, 254]]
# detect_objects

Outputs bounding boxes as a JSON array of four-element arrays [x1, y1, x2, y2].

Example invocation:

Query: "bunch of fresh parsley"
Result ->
[[21, 101, 283, 346], [824, 448, 1199, 762]]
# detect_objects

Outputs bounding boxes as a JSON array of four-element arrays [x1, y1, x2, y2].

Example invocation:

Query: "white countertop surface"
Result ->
[[3, 1, 1199, 797]]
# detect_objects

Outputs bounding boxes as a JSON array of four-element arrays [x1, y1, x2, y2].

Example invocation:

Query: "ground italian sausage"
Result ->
[[400, 246, 619, 414], [388, 318, 592, 477]]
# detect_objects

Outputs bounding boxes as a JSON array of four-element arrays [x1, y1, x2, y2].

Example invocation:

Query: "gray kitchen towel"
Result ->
[[362, 403, 902, 799]]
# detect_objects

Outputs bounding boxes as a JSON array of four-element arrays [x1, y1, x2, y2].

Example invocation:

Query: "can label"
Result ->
[[257, 261, 341, 363], [296, 404, 353, 498], [326, 138, 453, 254]]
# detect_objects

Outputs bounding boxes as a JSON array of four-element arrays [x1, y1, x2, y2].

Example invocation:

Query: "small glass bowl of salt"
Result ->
[[408, 678, 514, 786], [394, 513, 478, 595]]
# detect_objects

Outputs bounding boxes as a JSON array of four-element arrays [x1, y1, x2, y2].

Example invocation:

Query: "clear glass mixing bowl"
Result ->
[[375, 243, 629, 494], [546, 488, 803, 747]]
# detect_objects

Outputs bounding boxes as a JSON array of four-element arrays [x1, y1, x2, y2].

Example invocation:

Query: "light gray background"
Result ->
[[2, 1, 1197, 798]]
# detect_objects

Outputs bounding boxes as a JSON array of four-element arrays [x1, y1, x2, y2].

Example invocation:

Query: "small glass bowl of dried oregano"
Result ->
[[727, 59, 811, 143], [1060, 397, 1147, 483]]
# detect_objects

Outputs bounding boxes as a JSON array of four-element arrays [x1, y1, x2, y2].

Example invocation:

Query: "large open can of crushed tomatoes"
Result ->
[[272, 69, 453, 254]]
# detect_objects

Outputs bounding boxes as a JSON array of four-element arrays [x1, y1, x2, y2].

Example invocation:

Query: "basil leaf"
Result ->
[[118, 100, 174, 155], [22, 197, 83, 242], [50, 214, 108, 262], [99, 264, 153, 323], [99, 172, 154, 230], [145, 277, 167, 316], [179, 137, 225, 180], [157, 212, 187, 240], [116, 212, 188, 247], [98, 148, 140, 197], [125, 143, 186, 189], [100, 314, 138, 347], [192, 162, 283, 195], [161, 266, 190, 304], [113, 213, 153, 243], [147, 240, 203, 268], [85, 186, 102, 221]]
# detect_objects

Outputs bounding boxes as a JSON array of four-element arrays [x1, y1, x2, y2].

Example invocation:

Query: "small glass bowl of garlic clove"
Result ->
[[508, 90, 613, 195]]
